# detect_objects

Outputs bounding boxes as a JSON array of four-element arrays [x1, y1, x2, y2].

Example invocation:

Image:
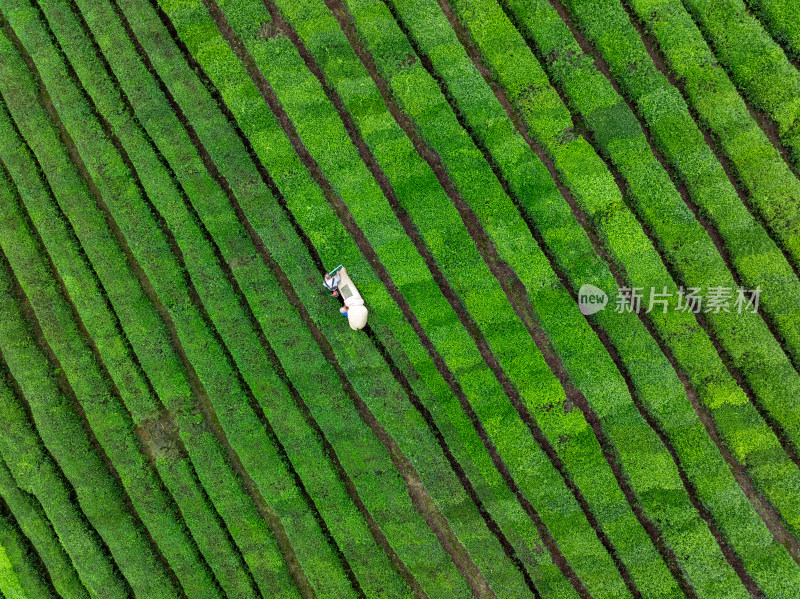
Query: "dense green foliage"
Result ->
[[0, 0, 798, 596], [682, 0, 800, 169]]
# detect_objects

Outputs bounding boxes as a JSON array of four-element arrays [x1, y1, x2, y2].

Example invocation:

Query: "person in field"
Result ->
[[325, 265, 368, 329], [323, 271, 341, 297]]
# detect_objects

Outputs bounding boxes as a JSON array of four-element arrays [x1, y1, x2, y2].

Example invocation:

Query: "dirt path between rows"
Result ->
[[619, 0, 800, 470], [203, 2, 498, 596], [4, 14, 313, 595], [587, 0, 800, 377], [110, 3, 423, 592], [0, 25, 189, 596], [547, 0, 800, 568], [689, 0, 800, 180], [1, 251, 146, 596], [623, 0, 800, 286]]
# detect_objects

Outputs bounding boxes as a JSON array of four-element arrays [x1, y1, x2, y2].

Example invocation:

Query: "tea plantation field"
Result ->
[[0, 0, 799, 596]]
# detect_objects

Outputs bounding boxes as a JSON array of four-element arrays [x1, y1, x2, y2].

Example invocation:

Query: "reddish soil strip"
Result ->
[[6, 16, 314, 597], [261, 3, 539, 595], [685, 2, 800, 179], [546, 0, 800, 564], [1, 100, 251, 596], [0, 250, 145, 597], [107, 4, 422, 593], [619, 0, 800, 285], [203, 4, 498, 598], [620, 0, 800, 466], [58, 2, 365, 592]]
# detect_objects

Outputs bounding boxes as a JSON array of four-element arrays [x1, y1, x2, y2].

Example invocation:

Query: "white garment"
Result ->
[[323, 273, 341, 291]]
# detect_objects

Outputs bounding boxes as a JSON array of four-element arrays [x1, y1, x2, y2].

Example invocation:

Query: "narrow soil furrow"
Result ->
[[201, 7, 497, 598], [258, 6, 537, 595], [105, 7, 421, 591], [9, 30, 307, 594], [619, 0, 800, 285], [0, 493, 59, 599], [144, 0, 327, 277], [0, 159, 201, 599], [744, 98, 800, 180], [316, 2, 592, 596], [500, 0, 800, 483], [581, 1, 800, 378], [30, 2, 349, 592], [382, 1, 702, 595], [0, 251, 142, 598], [337, 1, 638, 592], [619, 0, 800, 467], [436, 2, 778, 595], [685, 1, 800, 179], [544, 0, 800, 556], [364, 325, 540, 598], [743, 0, 800, 73], [0, 94, 261, 598]]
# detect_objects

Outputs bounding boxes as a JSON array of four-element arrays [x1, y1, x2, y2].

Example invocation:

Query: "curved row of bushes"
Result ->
[[682, 0, 800, 169], [0, 250, 134, 599], [625, 0, 800, 276], [473, 0, 800, 593], [0, 458, 86, 599], [0, 5, 299, 595]]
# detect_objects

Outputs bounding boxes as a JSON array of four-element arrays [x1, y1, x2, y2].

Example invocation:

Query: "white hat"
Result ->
[[347, 305, 368, 330]]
